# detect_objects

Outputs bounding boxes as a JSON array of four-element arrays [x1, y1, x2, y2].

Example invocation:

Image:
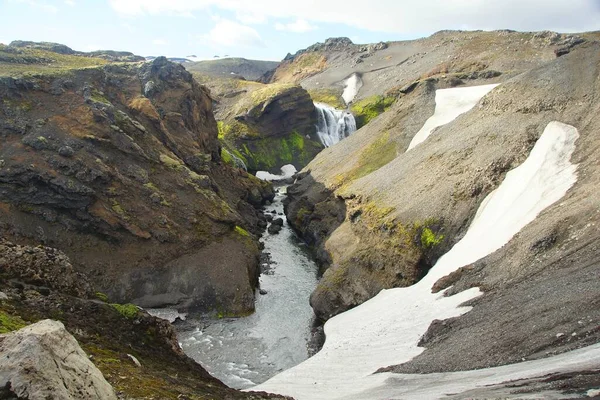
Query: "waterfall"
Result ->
[[314, 103, 357, 148], [223, 149, 247, 171]]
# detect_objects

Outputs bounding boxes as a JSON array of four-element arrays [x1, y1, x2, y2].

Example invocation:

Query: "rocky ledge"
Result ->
[[0, 56, 274, 315]]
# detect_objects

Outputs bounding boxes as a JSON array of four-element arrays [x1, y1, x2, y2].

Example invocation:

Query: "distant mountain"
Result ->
[[8, 40, 145, 62], [184, 57, 280, 81]]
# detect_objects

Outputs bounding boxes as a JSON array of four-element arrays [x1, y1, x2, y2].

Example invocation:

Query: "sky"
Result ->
[[1, 0, 600, 61]]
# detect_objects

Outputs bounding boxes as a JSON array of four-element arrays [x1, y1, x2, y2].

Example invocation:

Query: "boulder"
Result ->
[[0, 320, 117, 399]]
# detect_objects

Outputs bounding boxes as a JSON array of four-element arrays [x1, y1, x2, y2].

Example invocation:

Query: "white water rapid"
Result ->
[[315, 103, 357, 147]]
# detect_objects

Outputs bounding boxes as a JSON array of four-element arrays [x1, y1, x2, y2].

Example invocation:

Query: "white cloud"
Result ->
[[64, 0, 75, 6], [121, 23, 135, 33], [153, 38, 169, 45], [10, 0, 57, 13], [235, 11, 267, 25], [275, 18, 317, 33], [204, 19, 265, 48], [107, 0, 600, 34]]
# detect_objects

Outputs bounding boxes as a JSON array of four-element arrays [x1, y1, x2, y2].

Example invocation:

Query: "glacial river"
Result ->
[[158, 186, 319, 389]]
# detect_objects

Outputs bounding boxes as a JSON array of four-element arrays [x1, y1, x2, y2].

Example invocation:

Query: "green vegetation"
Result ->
[[234, 225, 250, 237], [308, 88, 346, 109], [95, 292, 109, 302], [0, 311, 28, 333], [348, 132, 397, 181], [143, 182, 159, 192], [111, 200, 126, 217], [350, 95, 396, 128], [240, 130, 321, 171], [110, 303, 139, 319], [159, 154, 184, 170], [0, 44, 108, 77], [420, 227, 444, 249]]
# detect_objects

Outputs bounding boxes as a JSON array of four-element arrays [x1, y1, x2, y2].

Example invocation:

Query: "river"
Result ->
[[156, 186, 319, 389]]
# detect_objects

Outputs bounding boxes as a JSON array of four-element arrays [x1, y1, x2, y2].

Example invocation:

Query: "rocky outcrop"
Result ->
[[217, 84, 323, 172], [0, 238, 287, 399], [0, 56, 274, 314], [0, 320, 118, 400]]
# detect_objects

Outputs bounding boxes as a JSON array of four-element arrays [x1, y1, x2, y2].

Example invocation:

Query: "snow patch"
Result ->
[[342, 73, 362, 105], [407, 84, 499, 151], [250, 121, 580, 399], [256, 164, 297, 181]]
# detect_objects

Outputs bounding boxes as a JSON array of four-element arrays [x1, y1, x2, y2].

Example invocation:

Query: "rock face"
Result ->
[[0, 238, 287, 399], [216, 83, 323, 172], [0, 56, 273, 314], [0, 320, 117, 400], [285, 36, 600, 373]]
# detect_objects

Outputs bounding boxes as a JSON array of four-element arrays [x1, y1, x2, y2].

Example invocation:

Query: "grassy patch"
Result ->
[[347, 132, 397, 181], [234, 225, 250, 237], [110, 303, 139, 319], [350, 95, 396, 128], [0, 45, 108, 77], [0, 311, 29, 333], [95, 292, 109, 302]]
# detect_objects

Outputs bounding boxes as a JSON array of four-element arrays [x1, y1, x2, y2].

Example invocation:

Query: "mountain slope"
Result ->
[[271, 35, 600, 398], [185, 57, 279, 81]]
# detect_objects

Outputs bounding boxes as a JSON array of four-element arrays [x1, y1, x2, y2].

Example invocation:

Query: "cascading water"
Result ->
[[223, 148, 247, 171], [314, 103, 357, 147]]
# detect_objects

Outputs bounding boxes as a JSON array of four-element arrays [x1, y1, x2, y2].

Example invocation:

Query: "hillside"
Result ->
[[250, 32, 600, 398], [185, 57, 280, 81]]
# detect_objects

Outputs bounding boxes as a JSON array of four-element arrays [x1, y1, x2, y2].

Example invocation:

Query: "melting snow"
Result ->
[[256, 164, 297, 181], [342, 73, 362, 105], [250, 122, 581, 399], [407, 84, 499, 151]]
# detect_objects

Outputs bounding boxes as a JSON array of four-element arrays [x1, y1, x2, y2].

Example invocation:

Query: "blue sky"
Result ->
[[2, 0, 600, 61]]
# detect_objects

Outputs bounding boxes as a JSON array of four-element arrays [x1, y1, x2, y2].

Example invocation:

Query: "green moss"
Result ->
[[308, 88, 346, 109], [221, 147, 233, 164], [159, 154, 184, 170], [90, 89, 111, 105], [420, 227, 444, 248], [109, 303, 139, 319], [234, 225, 250, 237], [143, 182, 159, 192], [350, 95, 396, 128], [111, 200, 125, 216], [239, 130, 320, 171], [95, 292, 109, 302], [349, 132, 397, 181], [0, 311, 28, 334]]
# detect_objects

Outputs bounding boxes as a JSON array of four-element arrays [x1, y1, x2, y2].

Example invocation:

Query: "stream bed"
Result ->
[[165, 186, 319, 389]]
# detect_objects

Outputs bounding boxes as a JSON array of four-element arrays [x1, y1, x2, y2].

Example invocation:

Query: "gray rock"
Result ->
[[0, 320, 117, 399], [58, 145, 75, 157], [268, 224, 282, 234], [272, 218, 284, 226]]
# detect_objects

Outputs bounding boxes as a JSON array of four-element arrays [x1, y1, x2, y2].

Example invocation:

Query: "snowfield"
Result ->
[[407, 84, 499, 151], [250, 122, 585, 399]]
